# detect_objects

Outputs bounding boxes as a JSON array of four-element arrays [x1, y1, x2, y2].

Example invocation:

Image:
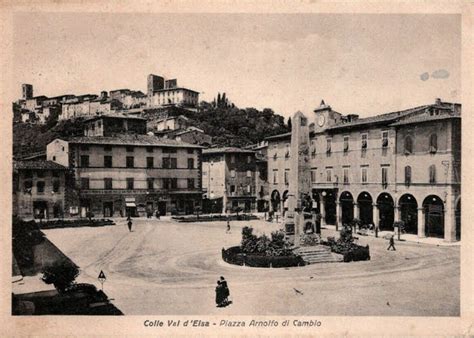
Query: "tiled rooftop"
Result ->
[[14, 160, 67, 171], [65, 134, 203, 148], [203, 147, 255, 154]]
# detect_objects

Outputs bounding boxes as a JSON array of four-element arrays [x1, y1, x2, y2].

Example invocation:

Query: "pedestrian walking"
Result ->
[[127, 218, 133, 232], [226, 218, 231, 233], [215, 276, 231, 307], [387, 235, 396, 251]]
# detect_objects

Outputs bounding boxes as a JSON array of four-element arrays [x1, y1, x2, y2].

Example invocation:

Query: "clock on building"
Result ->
[[318, 114, 326, 127]]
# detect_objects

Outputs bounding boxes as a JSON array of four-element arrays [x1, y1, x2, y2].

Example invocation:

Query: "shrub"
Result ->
[[41, 264, 79, 293], [240, 226, 293, 257]]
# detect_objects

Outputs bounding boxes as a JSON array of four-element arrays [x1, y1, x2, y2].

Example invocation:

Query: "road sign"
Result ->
[[98, 270, 106, 290]]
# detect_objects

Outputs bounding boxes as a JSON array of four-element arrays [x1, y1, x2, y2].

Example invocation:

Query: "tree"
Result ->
[[287, 117, 292, 130]]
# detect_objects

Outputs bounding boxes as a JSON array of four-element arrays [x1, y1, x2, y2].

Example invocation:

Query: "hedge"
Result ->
[[38, 219, 115, 229], [173, 214, 259, 222], [222, 246, 306, 268]]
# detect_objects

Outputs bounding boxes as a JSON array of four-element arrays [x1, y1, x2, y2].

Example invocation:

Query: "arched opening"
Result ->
[[270, 190, 281, 213], [339, 191, 354, 225], [398, 194, 418, 234], [422, 195, 444, 238], [377, 193, 394, 231], [357, 192, 373, 226], [323, 190, 337, 225], [456, 198, 461, 241]]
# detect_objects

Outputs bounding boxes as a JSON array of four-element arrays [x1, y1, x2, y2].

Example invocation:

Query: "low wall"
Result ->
[[222, 246, 306, 268]]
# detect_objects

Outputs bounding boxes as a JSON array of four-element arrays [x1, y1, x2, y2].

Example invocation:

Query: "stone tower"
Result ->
[[284, 111, 312, 241]]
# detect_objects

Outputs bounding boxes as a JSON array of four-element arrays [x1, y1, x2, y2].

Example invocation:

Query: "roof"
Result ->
[[265, 132, 291, 141], [14, 160, 67, 171], [174, 126, 205, 135], [157, 115, 189, 123], [63, 134, 204, 148], [203, 147, 255, 155], [152, 87, 199, 94], [390, 112, 461, 127], [84, 114, 146, 122], [325, 105, 430, 131]]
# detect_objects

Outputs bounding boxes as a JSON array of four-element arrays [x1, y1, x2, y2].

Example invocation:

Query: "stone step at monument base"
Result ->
[[293, 245, 343, 264]]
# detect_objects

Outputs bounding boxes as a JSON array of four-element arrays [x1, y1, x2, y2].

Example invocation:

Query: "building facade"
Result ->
[[46, 134, 203, 217], [267, 99, 461, 242], [13, 160, 68, 219], [83, 115, 147, 137], [202, 148, 258, 213]]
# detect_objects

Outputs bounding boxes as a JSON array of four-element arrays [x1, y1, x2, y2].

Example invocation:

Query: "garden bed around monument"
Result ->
[[222, 246, 306, 268]]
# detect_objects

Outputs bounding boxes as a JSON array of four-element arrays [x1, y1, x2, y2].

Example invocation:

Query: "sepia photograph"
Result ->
[[1, 1, 472, 336]]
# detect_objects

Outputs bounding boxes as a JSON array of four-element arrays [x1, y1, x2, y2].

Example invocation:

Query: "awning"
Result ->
[[126, 203, 136, 207]]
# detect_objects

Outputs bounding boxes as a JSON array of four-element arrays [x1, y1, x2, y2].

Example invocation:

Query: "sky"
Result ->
[[10, 13, 461, 119]]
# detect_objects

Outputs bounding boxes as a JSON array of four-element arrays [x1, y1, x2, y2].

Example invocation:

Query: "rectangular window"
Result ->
[[230, 185, 236, 193], [147, 157, 154, 168], [326, 138, 332, 154], [163, 158, 170, 169], [104, 145, 112, 152], [147, 178, 154, 190], [126, 177, 134, 190], [382, 167, 388, 187], [53, 180, 60, 192], [23, 180, 33, 191], [361, 133, 368, 149], [187, 178, 195, 189], [273, 170, 278, 184], [311, 140, 316, 158], [126, 146, 134, 152], [80, 155, 89, 167], [343, 168, 349, 184], [382, 131, 389, 148], [311, 169, 317, 183], [170, 158, 177, 169], [343, 136, 349, 153], [146, 146, 154, 153], [187, 149, 194, 154], [429, 165, 436, 184], [104, 156, 112, 168], [81, 177, 89, 190], [36, 181, 45, 193], [285, 144, 290, 159], [126, 156, 134, 168], [284, 169, 289, 185], [163, 178, 170, 189], [404, 166, 411, 186], [247, 170, 252, 178], [171, 178, 178, 189], [326, 169, 332, 182], [188, 158, 194, 169], [361, 167, 368, 184], [230, 169, 236, 178], [104, 178, 112, 190]]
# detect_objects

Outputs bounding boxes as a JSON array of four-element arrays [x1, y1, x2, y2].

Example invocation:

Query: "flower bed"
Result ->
[[322, 236, 370, 262], [173, 214, 258, 222], [37, 219, 115, 229], [222, 246, 305, 268]]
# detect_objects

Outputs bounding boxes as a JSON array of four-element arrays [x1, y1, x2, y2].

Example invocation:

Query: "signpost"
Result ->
[[98, 270, 106, 291]]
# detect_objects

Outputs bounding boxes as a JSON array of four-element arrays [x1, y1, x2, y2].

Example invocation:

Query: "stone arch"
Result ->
[[339, 191, 354, 225], [357, 192, 373, 226], [422, 195, 444, 238], [398, 194, 418, 234], [377, 192, 395, 231], [270, 190, 281, 212]]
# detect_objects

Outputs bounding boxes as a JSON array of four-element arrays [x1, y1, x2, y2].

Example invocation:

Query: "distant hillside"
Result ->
[[178, 101, 289, 147], [13, 102, 289, 157], [13, 119, 86, 159]]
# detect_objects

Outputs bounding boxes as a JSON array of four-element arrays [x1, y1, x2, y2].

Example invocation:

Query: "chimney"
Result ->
[[346, 114, 359, 122], [22, 84, 33, 100], [435, 98, 442, 105], [100, 91, 108, 100]]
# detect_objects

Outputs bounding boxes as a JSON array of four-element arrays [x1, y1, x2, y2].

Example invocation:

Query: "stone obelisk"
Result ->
[[285, 111, 312, 243]]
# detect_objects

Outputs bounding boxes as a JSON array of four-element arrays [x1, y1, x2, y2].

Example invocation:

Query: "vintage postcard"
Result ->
[[0, 0, 472, 336]]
